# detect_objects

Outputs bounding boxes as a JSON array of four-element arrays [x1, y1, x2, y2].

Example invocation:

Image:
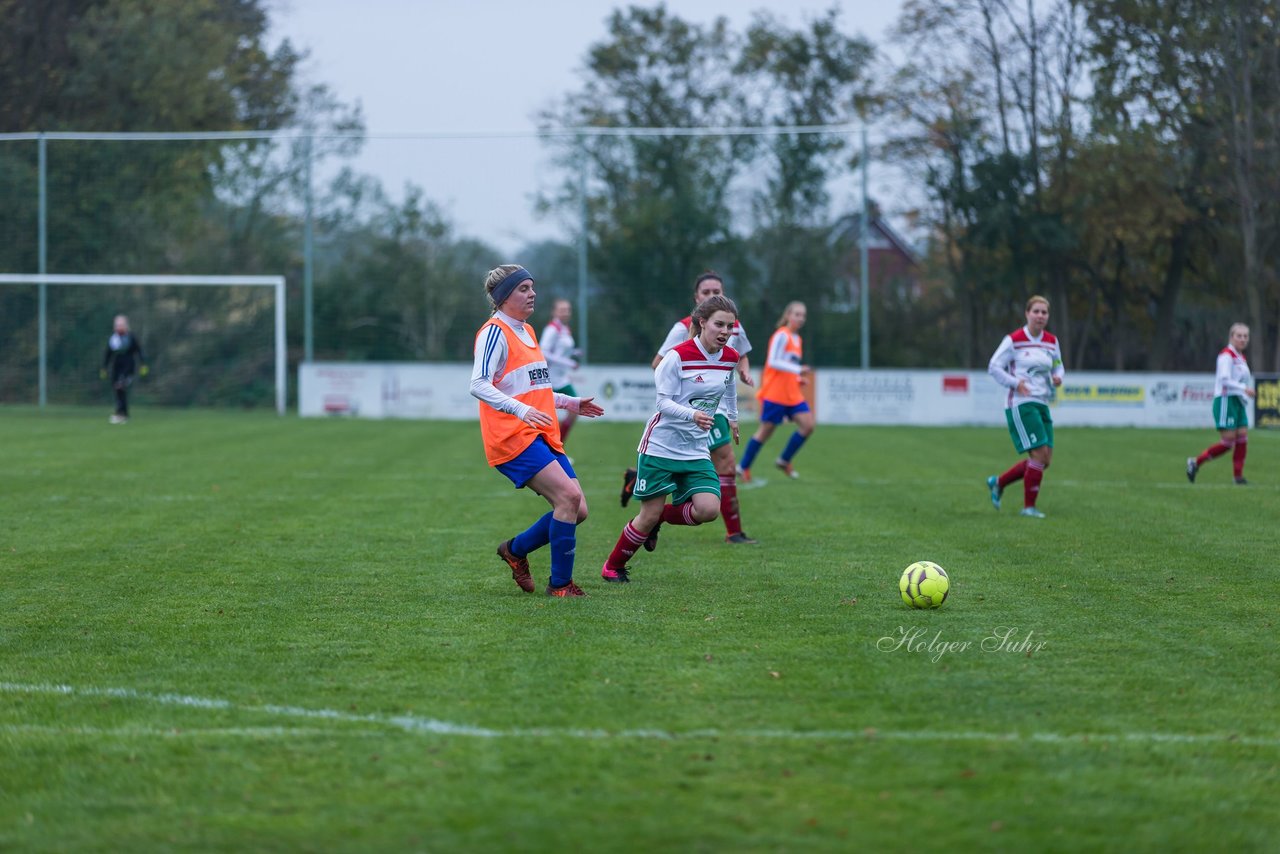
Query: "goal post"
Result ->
[[0, 273, 287, 414]]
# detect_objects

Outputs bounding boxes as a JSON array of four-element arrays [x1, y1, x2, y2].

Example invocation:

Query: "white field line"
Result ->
[[3, 682, 1279, 747]]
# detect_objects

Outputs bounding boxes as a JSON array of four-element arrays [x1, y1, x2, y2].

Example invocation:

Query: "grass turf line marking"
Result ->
[[4, 682, 1280, 748]]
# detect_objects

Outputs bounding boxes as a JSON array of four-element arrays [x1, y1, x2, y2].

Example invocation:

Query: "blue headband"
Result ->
[[491, 267, 533, 309]]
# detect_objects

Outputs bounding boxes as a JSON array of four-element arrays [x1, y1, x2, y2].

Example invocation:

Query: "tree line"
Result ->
[[1, 0, 1276, 408]]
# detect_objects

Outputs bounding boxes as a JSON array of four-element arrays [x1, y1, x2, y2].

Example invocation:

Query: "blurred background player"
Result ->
[[540, 298, 582, 446], [470, 265, 604, 597], [622, 271, 757, 544], [100, 313, 148, 424], [985, 295, 1065, 518], [602, 296, 741, 583], [1187, 323, 1255, 485], [737, 301, 814, 480]]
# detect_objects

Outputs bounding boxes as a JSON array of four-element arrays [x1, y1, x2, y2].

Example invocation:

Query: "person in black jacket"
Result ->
[[101, 314, 148, 423]]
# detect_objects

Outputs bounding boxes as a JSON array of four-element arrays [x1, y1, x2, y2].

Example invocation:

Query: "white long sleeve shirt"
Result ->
[[637, 337, 739, 461], [470, 311, 579, 421], [1214, 346, 1252, 399], [540, 318, 577, 389], [988, 326, 1064, 409]]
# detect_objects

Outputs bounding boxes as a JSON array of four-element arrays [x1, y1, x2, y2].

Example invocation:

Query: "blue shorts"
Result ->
[[495, 436, 576, 488], [760, 399, 811, 424]]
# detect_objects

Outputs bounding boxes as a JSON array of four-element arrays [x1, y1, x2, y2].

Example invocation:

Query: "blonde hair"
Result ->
[[483, 264, 525, 312], [1229, 322, 1249, 338], [690, 295, 738, 337], [1026, 295, 1050, 312], [776, 301, 805, 328]]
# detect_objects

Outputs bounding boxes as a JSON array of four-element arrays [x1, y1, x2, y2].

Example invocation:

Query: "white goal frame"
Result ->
[[0, 273, 287, 414]]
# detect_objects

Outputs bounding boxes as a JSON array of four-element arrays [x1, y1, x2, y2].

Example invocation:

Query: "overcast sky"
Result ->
[[269, 1, 904, 255]]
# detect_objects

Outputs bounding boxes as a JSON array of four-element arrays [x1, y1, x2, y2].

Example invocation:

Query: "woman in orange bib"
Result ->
[[737, 301, 814, 480], [470, 265, 604, 597]]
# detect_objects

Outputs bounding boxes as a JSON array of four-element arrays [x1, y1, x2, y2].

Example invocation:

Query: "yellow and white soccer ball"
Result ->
[[899, 561, 950, 609]]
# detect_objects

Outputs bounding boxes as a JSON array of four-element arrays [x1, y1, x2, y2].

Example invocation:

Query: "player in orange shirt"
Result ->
[[470, 265, 604, 597], [737, 301, 814, 480]]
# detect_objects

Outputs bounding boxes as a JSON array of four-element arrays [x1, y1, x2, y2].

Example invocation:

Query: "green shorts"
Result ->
[[1005, 402, 1054, 454], [553, 383, 578, 397], [1213, 395, 1248, 429], [708, 413, 733, 451], [633, 453, 720, 504]]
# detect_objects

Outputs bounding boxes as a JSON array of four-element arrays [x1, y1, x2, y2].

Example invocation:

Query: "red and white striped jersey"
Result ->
[[637, 338, 740, 461], [1214, 346, 1252, 398], [988, 326, 1064, 409]]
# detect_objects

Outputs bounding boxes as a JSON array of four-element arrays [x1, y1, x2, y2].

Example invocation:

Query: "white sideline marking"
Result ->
[[3, 682, 1279, 747], [2, 724, 338, 738]]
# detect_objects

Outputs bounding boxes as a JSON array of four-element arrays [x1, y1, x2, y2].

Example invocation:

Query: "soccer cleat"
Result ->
[[736, 465, 751, 483], [725, 532, 759, 545], [1186, 457, 1199, 483], [546, 580, 586, 597], [643, 522, 662, 552], [620, 468, 638, 507], [986, 475, 1002, 510], [1019, 507, 1046, 519], [1235, 476, 1248, 485], [496, 539, 535, 593], [775, 459, 798, 479], [601, 565, 631, 583]]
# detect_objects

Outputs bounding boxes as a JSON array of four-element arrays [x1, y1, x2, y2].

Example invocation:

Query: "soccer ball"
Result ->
[[899, 561, 950, 609]]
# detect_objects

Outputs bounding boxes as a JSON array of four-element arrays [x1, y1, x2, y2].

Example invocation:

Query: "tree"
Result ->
[[539, 4, 752, 363], [735, 7, 876, 364]]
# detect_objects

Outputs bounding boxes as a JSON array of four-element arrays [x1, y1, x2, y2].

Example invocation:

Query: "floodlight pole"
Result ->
[[303, 135, 314, 363], [38, 132, 48, 407], [576, 137, 589, 363], [859, 126, 870, 370]]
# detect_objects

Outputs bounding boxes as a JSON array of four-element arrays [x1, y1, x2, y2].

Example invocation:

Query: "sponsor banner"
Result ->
[[1255, 374, 1280, 429], [300, 363, 1248, 429]]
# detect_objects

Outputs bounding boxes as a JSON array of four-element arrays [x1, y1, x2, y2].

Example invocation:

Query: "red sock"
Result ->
[[661, 501, 698, 526], [998, 460, 1028, 490], [604, 521, 648, 571], [1233, 437, 1247, 477], [1024, 460, 1045, 508], [1197, 442, 1231, 466], [719, 476, 742, 536], [558, 419, 573, 442]]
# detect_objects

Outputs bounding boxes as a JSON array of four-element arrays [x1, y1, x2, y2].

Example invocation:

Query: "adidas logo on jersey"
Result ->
[[694, 375, 705, 382]]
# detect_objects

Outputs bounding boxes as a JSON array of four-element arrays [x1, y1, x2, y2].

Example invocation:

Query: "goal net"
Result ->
[[0, 274, 286, 414]]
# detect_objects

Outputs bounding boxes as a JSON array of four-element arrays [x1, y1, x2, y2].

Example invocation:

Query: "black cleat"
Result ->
[[621, 467, 638, 507]]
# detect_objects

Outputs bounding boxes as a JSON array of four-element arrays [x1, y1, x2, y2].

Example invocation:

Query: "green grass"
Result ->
[[2, 407, 1278, 851]]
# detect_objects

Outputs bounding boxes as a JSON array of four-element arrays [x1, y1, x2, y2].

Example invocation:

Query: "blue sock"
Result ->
[[780, 431, 808, 462], [739, 437, 763, 470], [511, 511, 553, 557], [548, 519, 576, 588]]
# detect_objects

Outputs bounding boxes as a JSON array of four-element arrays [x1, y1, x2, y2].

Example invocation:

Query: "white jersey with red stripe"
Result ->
[[540, 318, 577, 389], [1214, 346, 1251, 399], [987, 326, 1064, 409], [656, 316, 750, 418], [637, 338, 740, 461]]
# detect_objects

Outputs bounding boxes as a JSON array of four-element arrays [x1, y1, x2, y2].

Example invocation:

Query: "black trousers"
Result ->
[[111, 373, 133, 416]]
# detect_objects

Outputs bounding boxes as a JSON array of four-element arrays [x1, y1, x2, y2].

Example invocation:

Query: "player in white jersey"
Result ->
[[620, 271, 759, 544], [984, 295, 1065, 518], [601, 296, 741, 582], [1187, 323, 1255, 485], [540, 298, 582, 444]]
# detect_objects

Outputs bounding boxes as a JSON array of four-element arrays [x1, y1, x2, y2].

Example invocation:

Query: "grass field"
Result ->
[[2, 407, 1278, 851]]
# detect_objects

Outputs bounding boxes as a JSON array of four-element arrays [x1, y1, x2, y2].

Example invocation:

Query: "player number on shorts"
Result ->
[[636, 478, 647, 492]]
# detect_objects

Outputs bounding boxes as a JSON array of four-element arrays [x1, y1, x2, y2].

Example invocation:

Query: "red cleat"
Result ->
[[601, 566, 631, 583], [546, 581, 586, 597], [497, 540, 534, 593]]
